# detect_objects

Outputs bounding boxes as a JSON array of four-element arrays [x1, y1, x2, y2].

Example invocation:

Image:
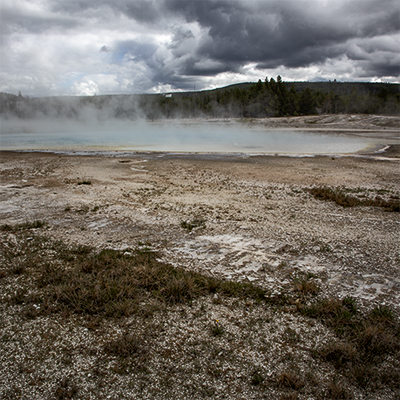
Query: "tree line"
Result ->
[[1, 77, 399, 120], [151, 77, 400, 118]]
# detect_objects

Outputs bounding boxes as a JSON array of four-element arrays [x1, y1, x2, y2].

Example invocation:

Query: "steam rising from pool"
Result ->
[[0, 118, 383, 154]]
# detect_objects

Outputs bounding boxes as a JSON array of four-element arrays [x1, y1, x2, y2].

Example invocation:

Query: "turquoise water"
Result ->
[[0, 119, 382, 154]]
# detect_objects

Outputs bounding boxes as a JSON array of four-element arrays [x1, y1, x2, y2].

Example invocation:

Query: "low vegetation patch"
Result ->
[[277, 371, 305, 391], [308, 186, 400, 211], [0, 223, 271, 318], [181, 217, 206, 231], [0, 219, 46, 232], [210, 320, 224, 337], [53, 378, 79, 400], [1, 222, 399, 399], [300, 297, 400, 390], [293, 276, 320, 297]]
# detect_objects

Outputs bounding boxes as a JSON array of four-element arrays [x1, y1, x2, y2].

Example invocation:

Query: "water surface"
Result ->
[[0, 119, 384, 154]]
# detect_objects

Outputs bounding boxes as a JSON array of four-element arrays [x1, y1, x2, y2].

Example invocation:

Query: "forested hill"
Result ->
[[1, 78, 399, 121]]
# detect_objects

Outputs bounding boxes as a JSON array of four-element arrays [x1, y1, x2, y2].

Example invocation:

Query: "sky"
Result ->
[[1, 0, 399, 97]]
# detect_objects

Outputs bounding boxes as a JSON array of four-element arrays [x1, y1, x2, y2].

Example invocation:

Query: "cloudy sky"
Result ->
[[1, 0, 399, 97]]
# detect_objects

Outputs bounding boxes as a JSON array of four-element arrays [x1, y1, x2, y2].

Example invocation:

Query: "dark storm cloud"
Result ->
[[152, 69, 197, 91], [48, 0, 106, 15], [160, 0, 399, 77], [35, 0, 400, 79], [51, 0, 161, 23], [124, 1, 160, 23], [1, 0, 398, 96], [48, 0, 162, 22], [182, 59, 240, 77], [1, 4, 78, 35], [370, 63, 400, 78]]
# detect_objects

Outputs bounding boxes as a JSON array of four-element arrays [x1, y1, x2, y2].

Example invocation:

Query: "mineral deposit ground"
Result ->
[[1, 118, 400, 399]]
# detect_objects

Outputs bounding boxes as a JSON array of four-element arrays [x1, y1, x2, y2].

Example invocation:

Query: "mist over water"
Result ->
[[0, 118, 381, 154]]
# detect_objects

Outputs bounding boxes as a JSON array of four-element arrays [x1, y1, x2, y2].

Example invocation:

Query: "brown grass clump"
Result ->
[[300, 296, 357, 323], [210, 320, 225, 337], [181, 217, 206, 231], [104, 331, 150, 374], [302, 296, 400, 391], [319, 341, 357, 369], [53, 378, 79, 400], [294, 278, 320, 296], [0, 220, 46, 232], [308, 186, 400, 211], [326, 378, 352, 399], [279, 394, 298, 400], [277, 371, 304, 390], [1, 225, 274, 319], [251, 369, 264, 386]]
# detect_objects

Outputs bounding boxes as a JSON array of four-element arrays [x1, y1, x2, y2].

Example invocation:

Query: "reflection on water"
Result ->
[[0, 120, 382, 154]]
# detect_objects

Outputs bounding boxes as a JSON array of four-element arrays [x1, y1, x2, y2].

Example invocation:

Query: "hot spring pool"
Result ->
[[0, 119, 387, 155]]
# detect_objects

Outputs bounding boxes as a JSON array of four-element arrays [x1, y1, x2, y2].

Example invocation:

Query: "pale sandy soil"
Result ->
[[1, 145, 399, 311], [0, 116, 399, 399]]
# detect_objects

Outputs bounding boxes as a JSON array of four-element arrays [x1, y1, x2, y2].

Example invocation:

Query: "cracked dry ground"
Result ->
[[0, 150, 399, 399]]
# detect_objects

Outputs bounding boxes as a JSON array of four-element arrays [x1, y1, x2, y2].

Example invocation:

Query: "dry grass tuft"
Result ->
[[181, 217, 206, 231], [294, 278, 320, 296], [53, 378, 79, 400], [277, 371, 304, 390], [300, 296, 357, 323], [319, 341, 357, 369], [279, 394, 298, 400], [104, 332, 147, 358], [308, 186, 400, 211], [1, 220, 46, 232], [326, 378, 352, 399], [303, 296, 400, 391]]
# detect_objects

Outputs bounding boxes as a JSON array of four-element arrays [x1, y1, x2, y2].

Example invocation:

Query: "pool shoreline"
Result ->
[[1, 143, 399, 162]]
